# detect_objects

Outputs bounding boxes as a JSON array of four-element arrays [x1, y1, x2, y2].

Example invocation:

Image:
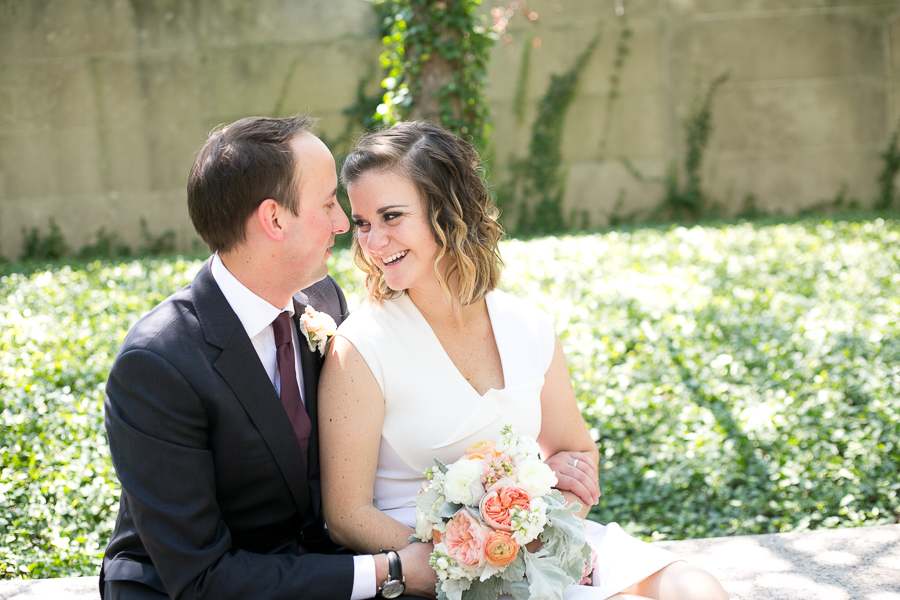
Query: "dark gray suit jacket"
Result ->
[[101, 259, 353, 600]]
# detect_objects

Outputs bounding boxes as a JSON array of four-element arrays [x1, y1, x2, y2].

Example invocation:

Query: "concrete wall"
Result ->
[[0, 0, 380, 257], [491, 0, 900, 226], [1, 0, 898, 257]]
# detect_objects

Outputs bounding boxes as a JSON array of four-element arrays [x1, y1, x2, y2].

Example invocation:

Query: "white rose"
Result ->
[[443, 460, 486, 506], [415, 508, 434, 542], [516, 458, 558, 498]]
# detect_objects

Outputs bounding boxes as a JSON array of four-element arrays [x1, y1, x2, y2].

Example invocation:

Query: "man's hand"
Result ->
[[545, 450, 600, 507], [397, 542, 438, 599]]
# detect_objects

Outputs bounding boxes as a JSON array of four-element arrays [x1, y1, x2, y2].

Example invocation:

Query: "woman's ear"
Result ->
[[256, 199, 285, 242]]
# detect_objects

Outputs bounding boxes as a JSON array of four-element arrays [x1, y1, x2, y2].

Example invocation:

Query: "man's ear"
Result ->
[[256, 199, 285, 242]]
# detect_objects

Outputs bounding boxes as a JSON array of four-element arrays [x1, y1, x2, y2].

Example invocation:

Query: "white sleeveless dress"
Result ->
[[336, 290, 679, 599]]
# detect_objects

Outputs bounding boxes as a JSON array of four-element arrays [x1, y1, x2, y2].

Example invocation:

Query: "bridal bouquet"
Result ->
[[410, 425, 592, 600]]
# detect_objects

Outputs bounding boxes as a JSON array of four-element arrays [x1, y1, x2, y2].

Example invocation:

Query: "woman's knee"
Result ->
[[661, 562, 729, 600]]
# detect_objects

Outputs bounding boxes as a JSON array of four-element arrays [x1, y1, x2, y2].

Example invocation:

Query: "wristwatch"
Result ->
[[379, 550, 405, 599]]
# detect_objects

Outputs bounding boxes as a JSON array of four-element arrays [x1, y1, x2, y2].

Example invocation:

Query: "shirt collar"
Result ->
[[211, 252, 294, 340]]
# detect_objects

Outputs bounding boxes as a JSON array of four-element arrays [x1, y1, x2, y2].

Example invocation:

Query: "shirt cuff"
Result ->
[[351, 554, 377, 600]]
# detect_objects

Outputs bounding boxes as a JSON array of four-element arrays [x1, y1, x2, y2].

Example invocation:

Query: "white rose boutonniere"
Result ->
[[298, 305, 337, 356]]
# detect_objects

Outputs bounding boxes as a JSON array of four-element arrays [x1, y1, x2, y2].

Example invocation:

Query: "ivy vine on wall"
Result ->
[[497, 29, 601, 235], [371, 0, 494, 152]]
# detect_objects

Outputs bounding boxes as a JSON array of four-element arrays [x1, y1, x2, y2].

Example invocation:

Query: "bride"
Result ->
[[318, 121, 728, 600]]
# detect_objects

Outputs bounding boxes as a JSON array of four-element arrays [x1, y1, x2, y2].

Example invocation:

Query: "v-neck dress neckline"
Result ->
[[400, 292, 507, 398]]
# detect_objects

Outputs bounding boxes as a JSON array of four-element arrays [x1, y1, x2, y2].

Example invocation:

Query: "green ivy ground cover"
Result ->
[[1, 217, 898, 578]]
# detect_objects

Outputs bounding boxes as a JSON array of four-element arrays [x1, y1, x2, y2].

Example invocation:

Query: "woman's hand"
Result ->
[[397, 542, 439, 599], [545, 450, 600, 508]]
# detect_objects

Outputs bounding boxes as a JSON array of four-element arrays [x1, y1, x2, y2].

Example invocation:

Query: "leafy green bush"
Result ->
[[0, 259, 202, 578], [502, 217, 900, 539], [20, 219, 69, 262], [1, 215, 898, 578]]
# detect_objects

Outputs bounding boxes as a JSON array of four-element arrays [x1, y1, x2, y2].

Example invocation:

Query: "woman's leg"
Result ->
[[615, 561, 729, 600]]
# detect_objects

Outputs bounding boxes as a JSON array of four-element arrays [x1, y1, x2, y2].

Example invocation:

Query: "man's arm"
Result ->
[[105, 347, 355, 600]]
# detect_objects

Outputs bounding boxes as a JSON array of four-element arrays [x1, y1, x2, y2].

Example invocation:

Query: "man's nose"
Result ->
[[333, 206, 349, 234]]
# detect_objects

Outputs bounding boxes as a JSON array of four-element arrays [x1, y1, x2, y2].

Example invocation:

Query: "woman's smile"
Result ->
[[382, 250, 409, 267]]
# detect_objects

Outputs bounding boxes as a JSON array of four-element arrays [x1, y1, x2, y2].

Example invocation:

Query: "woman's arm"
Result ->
[[536, 334, 601, 518], [318, 335, 416, 553]]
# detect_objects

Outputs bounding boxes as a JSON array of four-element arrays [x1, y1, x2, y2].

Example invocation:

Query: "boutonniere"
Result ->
[[298, 305, 338, 357]]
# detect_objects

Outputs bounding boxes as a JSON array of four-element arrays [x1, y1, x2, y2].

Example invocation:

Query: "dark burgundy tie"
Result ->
[[272, 311, 311, 467]]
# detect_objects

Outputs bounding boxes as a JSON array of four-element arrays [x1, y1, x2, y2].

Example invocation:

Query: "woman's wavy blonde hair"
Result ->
[[341, 121, 504, 308]]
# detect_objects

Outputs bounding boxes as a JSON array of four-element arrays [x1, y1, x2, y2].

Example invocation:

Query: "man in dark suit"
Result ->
[[101, 114, 435, 599]]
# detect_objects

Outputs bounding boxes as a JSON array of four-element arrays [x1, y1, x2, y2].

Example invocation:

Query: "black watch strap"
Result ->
[[386, 550, 402, 581], [379, 550, 405, 598]]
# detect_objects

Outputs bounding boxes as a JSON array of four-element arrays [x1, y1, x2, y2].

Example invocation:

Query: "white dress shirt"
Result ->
[[210, 254, 376, 600]]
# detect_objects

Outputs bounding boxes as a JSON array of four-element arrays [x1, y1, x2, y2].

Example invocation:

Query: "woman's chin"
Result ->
[[382, 276, 408, 292]]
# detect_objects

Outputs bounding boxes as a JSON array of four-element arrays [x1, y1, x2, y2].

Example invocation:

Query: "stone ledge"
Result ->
[[653, 524, 900, 600], [1, 524, 898, 599], [0, 576, 96, 600]]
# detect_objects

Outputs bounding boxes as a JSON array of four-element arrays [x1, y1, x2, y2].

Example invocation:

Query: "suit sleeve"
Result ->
[[105, 347, 355, 600]]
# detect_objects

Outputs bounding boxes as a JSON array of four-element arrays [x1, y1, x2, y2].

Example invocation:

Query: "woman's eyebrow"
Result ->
[[351, 204, 408, 220]]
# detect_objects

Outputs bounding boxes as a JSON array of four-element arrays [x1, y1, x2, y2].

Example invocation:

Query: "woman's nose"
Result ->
[[366, 223, 389, 252]]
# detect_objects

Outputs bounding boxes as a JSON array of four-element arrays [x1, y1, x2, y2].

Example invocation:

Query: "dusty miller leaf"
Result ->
[[523, 550, 570, 600], [438, 502, 464, 519], [462, 576, 502, 600]]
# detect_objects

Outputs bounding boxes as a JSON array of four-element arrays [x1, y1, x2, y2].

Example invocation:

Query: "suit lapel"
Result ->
[[192, 260, 310, 512]]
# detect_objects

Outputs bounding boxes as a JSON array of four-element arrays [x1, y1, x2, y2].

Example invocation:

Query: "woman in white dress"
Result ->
[[318, 121, 728, 600]]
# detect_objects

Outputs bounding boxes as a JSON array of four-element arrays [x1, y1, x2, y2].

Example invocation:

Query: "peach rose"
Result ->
[[484, 531, 519, 568], [443, 510, 489, 567], [465, 440, 504, 463], [466, 440, 496, 455], [480, 485, 531, 531]]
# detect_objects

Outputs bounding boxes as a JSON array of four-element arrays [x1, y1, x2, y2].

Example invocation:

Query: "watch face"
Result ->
[[381, 580, 405, 599]]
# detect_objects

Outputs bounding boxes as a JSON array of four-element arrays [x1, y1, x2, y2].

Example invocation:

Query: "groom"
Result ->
[[101, 114, 434, 599]]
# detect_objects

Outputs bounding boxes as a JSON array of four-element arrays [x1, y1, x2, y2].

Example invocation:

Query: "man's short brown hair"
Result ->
[[187, 113, 316, 253]]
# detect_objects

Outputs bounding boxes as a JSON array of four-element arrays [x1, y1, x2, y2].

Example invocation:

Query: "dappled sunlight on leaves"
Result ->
[[1, 258, 201, 579], [1, 217, 898, 577], [501, 219, 900, 541]]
